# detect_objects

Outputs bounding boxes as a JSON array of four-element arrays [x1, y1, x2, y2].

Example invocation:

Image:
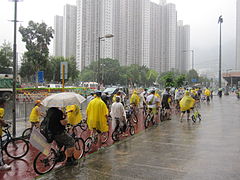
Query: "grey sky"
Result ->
[[0, 0, 237, 75]]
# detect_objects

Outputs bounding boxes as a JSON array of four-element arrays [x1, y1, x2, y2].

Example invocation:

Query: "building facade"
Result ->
[[53, 15, 63, 57], [62, 4, 77, 58], [236, 0, 240, 70]]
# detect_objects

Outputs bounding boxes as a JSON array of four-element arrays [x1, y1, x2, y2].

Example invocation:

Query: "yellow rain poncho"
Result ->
[[86, 97, 109, 132], [179, 93, 195, 111], [29, 106, 41, 123], [66, 105, 82, 125], [0, 108, 4, 136], [204, 89, 211, 97], [130, 91, 140, 106]]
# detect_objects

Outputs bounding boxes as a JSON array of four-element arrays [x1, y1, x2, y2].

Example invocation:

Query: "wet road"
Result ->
[[37, 95, 240, 180]]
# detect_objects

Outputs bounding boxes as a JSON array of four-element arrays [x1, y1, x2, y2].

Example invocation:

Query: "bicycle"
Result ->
[[112, 116, 135, 142], [144, 108, 156, 128], [1, 123, 29, 159], [84, 130, 109, 154], [191, 108, 202, 123], [33, 133, 85, 175], [159, 107, 168, 121], [126, 105, 138, 124]]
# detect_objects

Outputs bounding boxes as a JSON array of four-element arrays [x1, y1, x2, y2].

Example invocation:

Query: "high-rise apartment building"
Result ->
[[63, 4, 77, 58], [149, 2, 161, 72], [161, 3, 177, 72], [53, 15, 63, 57], [76, 0, 113, 71], [176, 21, 190, 73], [236, 0, 240, 70]]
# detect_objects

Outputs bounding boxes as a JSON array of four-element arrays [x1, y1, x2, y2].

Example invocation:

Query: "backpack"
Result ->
[[40, 111, 54, 143]]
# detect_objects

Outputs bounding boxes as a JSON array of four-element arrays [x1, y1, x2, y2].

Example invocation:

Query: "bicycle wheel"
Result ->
[[84, 137, 93, 153], [198, 114, 202, 122], [112, 130, 119, 141], [132, 114, 138, 124], [22, 128, 32, 140], [79, 121, 88, 131], [33, 148, 57, 175], [144, 115, 151, 129], [192, 115, 196, 123], [5, 138, 29, 159], [101, 132, 109, 144], [74, 138, 85, 159], [129, 126, 135, 136]]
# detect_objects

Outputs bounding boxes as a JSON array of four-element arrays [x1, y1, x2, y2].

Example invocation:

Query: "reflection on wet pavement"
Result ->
[[36, 96, 240, 180]]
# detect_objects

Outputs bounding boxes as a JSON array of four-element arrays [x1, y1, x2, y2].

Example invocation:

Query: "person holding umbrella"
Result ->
[[86, 91, 109, 145]]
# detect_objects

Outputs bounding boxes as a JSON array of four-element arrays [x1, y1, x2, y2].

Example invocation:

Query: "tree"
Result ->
[[0, 41, 13, 73], [19, 21, 53, 83], [186, 69, 199, 85]]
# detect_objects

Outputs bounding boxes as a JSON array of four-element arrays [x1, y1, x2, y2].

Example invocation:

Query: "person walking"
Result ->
[[0, 99, 11, 170], [179, 91, 195, 122], [86, 91, 109, 144]]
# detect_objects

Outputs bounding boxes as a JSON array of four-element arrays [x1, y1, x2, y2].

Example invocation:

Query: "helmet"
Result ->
[[35, 100, 41, 104]]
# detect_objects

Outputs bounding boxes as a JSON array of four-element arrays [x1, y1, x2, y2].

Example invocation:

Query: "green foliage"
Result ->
[[0, 41, 13, 73], [80, 59, 159, 87], [19, 21, 54, 72]]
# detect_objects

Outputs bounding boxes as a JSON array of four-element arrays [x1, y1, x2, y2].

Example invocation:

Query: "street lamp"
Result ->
[[218, 15, 223, 88], [97, 34, 114, 90], [9, 0, 22, 137], [183, 50, 194, 70]]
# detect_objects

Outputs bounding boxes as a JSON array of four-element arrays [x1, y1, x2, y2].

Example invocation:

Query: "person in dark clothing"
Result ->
[[101, 92, 110, 108], [47, 107, 76, 166], [161, 88, 172, 120]]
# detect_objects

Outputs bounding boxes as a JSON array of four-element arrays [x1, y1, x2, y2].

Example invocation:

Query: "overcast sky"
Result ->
[[0, 0, 237, 75]]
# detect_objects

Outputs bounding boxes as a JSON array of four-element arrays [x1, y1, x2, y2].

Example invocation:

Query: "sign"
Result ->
[[60, 62, 68, 80], [191, 78, 197, 83], [38, 71, 44, 83]]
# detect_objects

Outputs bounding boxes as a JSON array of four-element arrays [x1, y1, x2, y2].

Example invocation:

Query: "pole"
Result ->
[[218, 16, 223, 88], [97, 37, 101, 90], [12, 0, 18, 137], [62, 64, 65, 92], [191, 50, 194, 70]]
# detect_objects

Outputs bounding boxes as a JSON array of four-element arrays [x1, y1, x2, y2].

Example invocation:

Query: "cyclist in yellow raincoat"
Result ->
[[66, 105, 82, 126], [29, 100, 43, 128], [86, 91, 109, 143], [179, 91, 195, 122], [130, 90, 140, 106]]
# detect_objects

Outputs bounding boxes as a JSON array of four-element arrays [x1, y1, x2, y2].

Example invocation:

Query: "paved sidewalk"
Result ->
[[38, 95, 240, 180]]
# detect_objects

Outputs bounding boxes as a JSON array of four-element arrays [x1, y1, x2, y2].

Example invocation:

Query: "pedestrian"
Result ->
[[48, 107, 77, 166], [86, 91, 109, 144], [66, 104, 82, 126], [161, 88, 172, 120], [204, 88, 211, 103], [110, 96, 127, 134], [29, 100, 44, 128], [179, 91, 195, 122], [0, 99, 11, 170]]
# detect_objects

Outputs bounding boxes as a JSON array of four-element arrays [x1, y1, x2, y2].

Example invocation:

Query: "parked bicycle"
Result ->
[[2, 123, 29, 159]]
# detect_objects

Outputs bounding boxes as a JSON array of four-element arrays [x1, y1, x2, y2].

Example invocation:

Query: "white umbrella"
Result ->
[[42, 92, 86, 107]]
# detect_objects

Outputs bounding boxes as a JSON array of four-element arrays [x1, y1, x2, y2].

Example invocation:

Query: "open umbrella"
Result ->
[[41, 92, 86, 107]]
